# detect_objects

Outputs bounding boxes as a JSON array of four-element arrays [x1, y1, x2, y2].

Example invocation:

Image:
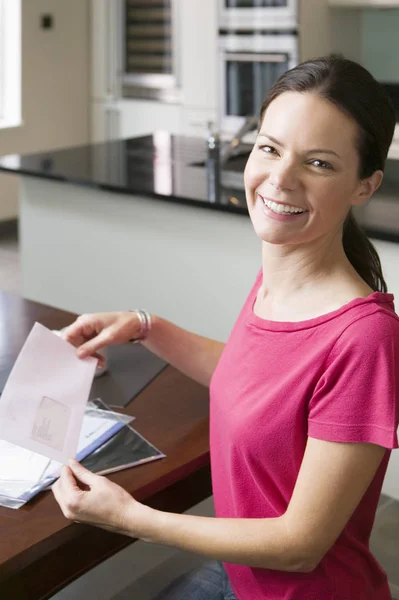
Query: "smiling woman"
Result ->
[[244, 88, 386, 291], [51, 55, 399, 600], [250, 54, 395, 296]]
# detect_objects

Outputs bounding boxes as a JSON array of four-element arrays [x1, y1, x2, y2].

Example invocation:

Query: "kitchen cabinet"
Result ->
[[90, 0, 122, 103], [92, 99, 182, 142], [90, 0, 218, 142], [91, 102, 120, 143], [178, 0, 219, 112], [90, 0, 122, 142], [117, 100, 182, 138], [178, 0, 219, 135]]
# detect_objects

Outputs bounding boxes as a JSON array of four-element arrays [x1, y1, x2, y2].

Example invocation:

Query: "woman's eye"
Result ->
[[259, 145, 277, 155], [310, 159, 333, 170]]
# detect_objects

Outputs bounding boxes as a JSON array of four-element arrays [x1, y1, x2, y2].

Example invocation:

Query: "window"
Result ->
[[0, 0, 21, 129]]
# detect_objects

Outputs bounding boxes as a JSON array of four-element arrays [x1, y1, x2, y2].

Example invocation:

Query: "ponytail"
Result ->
[[343, 210, 387, 292]]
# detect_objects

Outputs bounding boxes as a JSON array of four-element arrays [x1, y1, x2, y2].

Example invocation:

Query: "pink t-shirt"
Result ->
[[210, 269, 399, 600]]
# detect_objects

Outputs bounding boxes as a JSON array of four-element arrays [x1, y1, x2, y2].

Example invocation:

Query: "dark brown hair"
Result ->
[[260, 54, 396, 292]]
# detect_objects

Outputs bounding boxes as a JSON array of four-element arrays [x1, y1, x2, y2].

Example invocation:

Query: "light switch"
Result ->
[[41, 14, 53, 30]]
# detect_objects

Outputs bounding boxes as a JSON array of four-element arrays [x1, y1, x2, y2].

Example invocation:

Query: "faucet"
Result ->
[[220, 115, 259, 166], [205, 122, 221, 202]]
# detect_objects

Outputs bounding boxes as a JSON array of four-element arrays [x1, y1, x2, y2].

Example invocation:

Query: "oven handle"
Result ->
[[224, 52, 287, 62]]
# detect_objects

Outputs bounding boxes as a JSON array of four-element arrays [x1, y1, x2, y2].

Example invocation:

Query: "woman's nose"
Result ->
[[268, 160, 298, 191]]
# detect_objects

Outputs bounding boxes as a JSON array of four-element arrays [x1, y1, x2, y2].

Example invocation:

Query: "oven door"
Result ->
[[220, 34, 298, 135], [219, 0, 298, 31]]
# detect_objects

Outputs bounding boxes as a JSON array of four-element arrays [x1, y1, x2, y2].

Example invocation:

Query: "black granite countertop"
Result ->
[[0, 133, 398, 243]]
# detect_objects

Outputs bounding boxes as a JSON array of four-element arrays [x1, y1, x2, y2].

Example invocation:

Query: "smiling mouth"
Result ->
[[258, 195, 307, 215]]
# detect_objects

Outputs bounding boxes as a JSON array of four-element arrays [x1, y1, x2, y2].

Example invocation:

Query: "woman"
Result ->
[[52, 55, 399, 599]]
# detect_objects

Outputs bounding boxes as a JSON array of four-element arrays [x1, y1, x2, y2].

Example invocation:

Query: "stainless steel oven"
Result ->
[[219, 0, 298, 32], [220, 32, 298, 134]]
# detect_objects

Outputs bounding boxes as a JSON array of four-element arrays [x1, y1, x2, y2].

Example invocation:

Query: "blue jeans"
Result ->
[[152, 560, 238, 600]]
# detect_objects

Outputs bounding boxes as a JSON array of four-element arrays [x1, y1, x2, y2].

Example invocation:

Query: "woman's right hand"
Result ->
[[61, 311, 141, 364]]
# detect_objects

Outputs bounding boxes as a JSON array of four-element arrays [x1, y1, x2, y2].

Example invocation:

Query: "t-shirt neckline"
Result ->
[[247, 289, 395, 332]]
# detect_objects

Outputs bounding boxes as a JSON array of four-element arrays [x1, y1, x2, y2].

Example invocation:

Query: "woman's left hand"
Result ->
[[52, 459, 145, 537]]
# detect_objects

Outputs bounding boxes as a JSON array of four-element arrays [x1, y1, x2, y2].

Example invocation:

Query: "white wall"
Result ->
[[0, 0, 90, 221]]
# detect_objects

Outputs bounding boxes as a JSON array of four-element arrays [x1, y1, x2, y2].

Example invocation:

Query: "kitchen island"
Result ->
[[0, 132, 399, 499], [0, 133, 262, 342]]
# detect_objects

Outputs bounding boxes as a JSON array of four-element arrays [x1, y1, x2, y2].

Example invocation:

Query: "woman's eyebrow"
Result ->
[[257, 132, 341, 159]]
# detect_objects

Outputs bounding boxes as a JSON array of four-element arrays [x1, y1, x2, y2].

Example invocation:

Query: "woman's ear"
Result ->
[[351, 170, 383, 207]]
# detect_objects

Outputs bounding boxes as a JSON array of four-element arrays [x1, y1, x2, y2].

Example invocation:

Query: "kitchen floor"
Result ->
[[1, 223, 399, 600]]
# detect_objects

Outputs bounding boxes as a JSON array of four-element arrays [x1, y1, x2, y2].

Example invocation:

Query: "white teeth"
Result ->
[[261, 197, 305, 215]]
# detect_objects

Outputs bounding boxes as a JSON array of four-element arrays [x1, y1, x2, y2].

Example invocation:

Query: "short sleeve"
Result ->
[[308, 312, 399, 449]]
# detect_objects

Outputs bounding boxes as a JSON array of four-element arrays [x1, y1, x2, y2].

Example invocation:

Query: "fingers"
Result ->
[[94, 352, 105, 369], [52, 465, 83, 519], [61, 314, 110, 359], [61, 311, 137, 359], [61, 464, 82, 491], [67, 459, 97, 486], [76, 329, 113, 359], [52, 464, 135, 532], [52, 463, 94, 520]]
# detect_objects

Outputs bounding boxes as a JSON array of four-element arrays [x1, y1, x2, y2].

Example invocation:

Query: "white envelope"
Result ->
[[0, 322, 97, 463]]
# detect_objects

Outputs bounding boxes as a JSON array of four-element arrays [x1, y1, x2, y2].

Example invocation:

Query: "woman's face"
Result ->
[[244, 91, 381, 247]]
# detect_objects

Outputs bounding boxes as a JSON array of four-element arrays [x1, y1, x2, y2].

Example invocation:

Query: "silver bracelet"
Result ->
[[128, 309, 152, 344]]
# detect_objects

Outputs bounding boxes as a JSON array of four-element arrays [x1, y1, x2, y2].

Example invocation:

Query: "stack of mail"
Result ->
[[0, 323, 128, 508]]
